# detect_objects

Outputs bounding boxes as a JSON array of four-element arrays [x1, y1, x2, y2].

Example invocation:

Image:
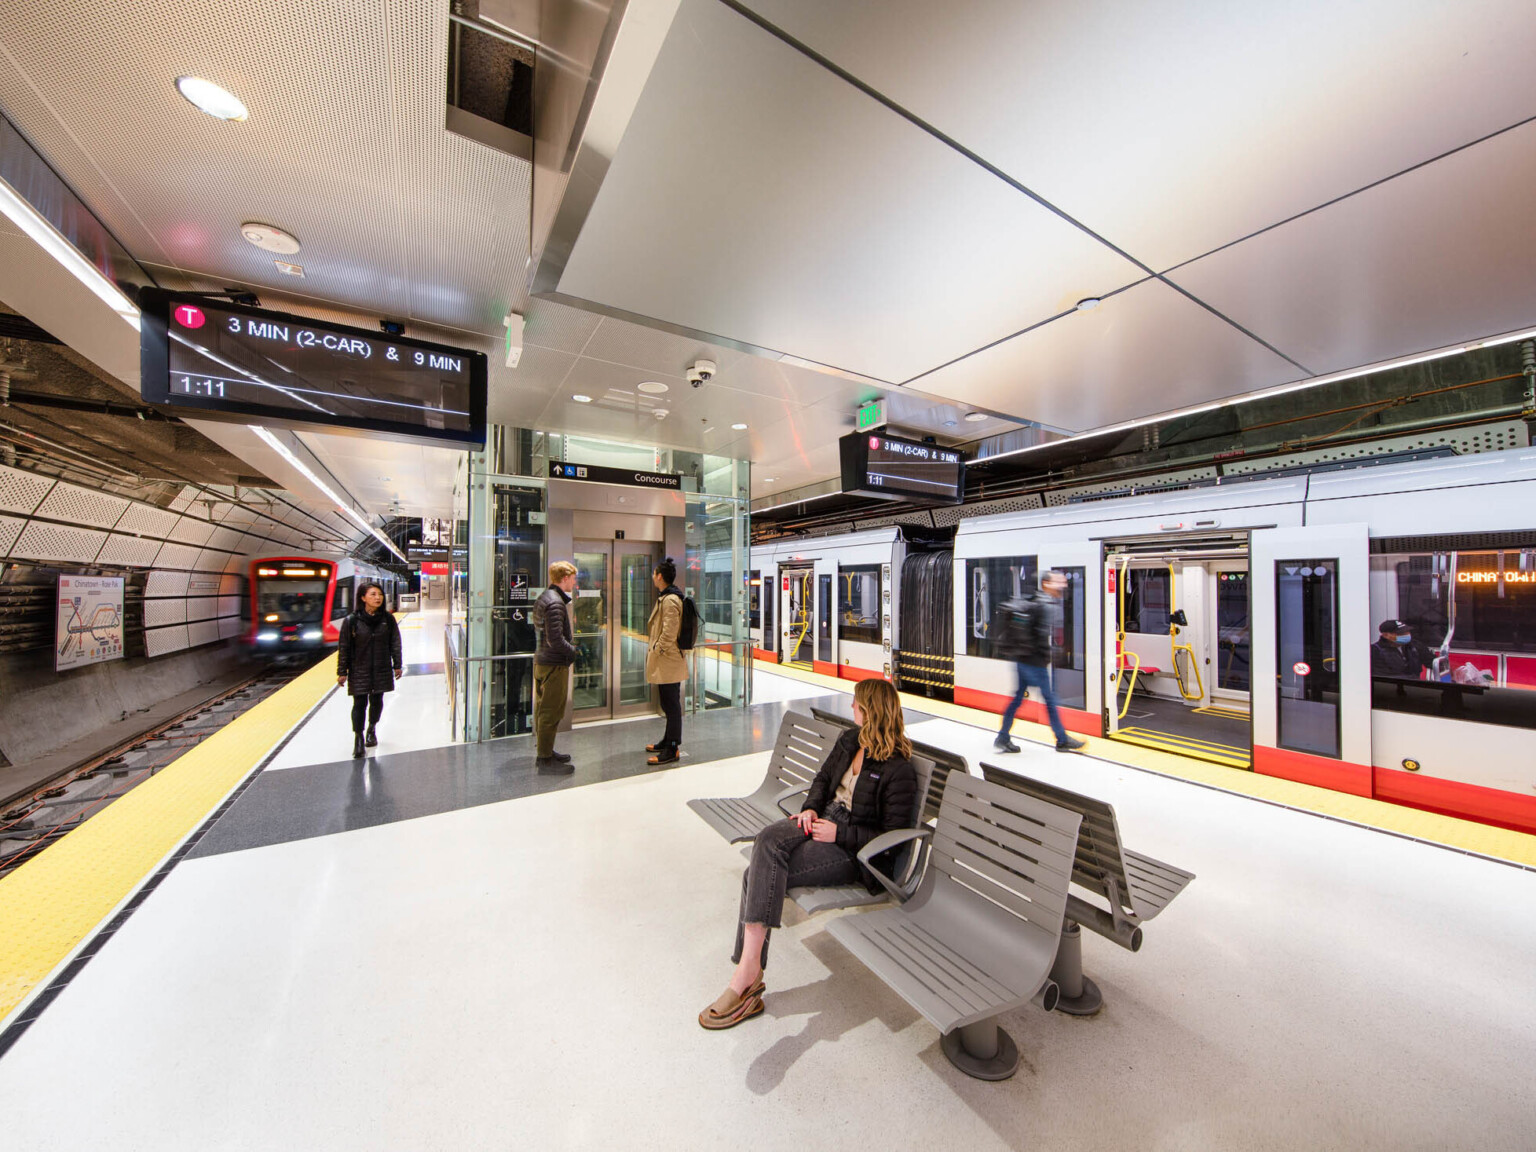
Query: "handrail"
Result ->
[[1165, 561, 1205, 702]]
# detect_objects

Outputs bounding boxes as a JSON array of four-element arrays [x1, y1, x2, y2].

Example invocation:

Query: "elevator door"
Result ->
[[573, 540, 661, 721]]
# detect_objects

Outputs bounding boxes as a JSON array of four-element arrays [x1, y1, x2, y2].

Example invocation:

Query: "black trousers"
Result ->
[[658, 681, 683, 746], [350, 692, 384, 733], [732, 818, 860, 969]]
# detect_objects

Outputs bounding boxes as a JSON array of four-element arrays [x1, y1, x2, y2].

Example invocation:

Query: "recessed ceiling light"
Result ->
[[572, 394, 592, 403], [273, 260, 304, 277], [943, 420, 958, 427], [964, 412, 988, 423], [1075, 296, 1102, 311], [175, 76, 249, 121], [731, 423, 748, 430], [637, 381, 669, 394], [764, 476, 778, 482], [653, 408, 668, 419], [241, 222, 301, 254]]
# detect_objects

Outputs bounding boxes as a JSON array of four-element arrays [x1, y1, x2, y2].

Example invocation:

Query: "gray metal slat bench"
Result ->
[[827, 773, 1082, 1081], [979, 762, 1196, 1016], [686, 711, 843, 843]]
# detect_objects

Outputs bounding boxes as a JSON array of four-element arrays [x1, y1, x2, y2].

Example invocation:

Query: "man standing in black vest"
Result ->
[[533, 560, 578, 773]]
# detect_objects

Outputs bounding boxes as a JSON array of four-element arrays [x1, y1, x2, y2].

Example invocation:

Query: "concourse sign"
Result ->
[[547, 460, 681, 490]]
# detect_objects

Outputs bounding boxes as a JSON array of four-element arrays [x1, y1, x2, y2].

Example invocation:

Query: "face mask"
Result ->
[[1396, 635, 1412, 644]]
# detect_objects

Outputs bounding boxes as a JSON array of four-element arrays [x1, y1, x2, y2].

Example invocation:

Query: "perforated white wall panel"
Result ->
[[0, 514, 24, 557], [143, 598, 187, 627], [169, 516, 214, 545], [14, 522, 107, 563], [144, 570, 189, 597], [931, 493, 1045, 526], [194, 549, 228, 572], [218, 594, 241, 617], [153, 543, 201, 570], [0, 465, 54, 515], [186, 574, 221, 595], [188, 620, 221, 648], [115, 502, 180, 538], [218, 616, 244, 639], [1221, 419, 1531, 476], [207, 526, 242, 551], [144, 624, 188, 657], [225, 554, 247, 573], [167, 488, 197, 513], [34, 481, 129, 529], [219, 573, 242, 595], [96, 533, 165, 568], [186, 598, 217, 622]]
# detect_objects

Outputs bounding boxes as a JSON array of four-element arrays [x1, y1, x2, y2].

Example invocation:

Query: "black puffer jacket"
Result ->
[[802, 727, 919, 891], [534, 585, 576, 666], [337, 609, 402, 696]]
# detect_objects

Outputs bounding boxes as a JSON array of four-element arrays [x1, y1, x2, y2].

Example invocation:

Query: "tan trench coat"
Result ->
[[646, 591, 687, 684]]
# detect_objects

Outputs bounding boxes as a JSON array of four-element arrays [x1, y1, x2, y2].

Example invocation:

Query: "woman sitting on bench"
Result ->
[[700, 677, 918, 1030]]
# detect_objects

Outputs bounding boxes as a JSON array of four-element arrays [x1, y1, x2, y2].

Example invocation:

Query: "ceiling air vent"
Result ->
[[448, 4, 534, 160]]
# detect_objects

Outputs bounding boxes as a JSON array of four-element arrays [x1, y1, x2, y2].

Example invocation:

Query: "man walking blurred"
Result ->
[[992, 570, 1085, 754], [533, 560, 578, 773]]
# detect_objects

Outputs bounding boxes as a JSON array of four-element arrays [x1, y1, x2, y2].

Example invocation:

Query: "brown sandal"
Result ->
[[698, 984, 765, 1030]]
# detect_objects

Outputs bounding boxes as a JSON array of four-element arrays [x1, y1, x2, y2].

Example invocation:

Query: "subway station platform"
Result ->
[[0, 640, 1532, 1151]]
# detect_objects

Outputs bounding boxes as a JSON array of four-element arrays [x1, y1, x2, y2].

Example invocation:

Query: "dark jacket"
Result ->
[[992, 588, 1056, 665], [1371, 637, 1435, 679], [802, 727, 919, 892], [337, 609, 402, 696], [534, 585, 576, 667]]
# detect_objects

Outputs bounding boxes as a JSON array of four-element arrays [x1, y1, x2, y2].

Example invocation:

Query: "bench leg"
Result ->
[[1049, 920, 1104, 1017], [941, 1020, 1020, 1081]]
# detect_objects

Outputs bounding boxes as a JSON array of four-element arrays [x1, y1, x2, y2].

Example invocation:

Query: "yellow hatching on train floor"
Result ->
[[755, 659, 1536, 869], [0, 656, 338, 1025]]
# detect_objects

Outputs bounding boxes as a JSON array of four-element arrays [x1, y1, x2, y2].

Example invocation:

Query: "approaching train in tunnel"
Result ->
[[750, 447, 1536, 834], [248, 556, 405, 652]]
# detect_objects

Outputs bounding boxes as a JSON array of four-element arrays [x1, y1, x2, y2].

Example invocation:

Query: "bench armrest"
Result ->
[[857, 827, 932, 902], [772, 782, 811, 814]]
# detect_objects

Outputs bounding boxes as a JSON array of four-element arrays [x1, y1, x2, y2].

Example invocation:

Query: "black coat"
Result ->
[[337, 609, 403, 696], [534, 585, 576, 666], [802, 727, 919, 891]]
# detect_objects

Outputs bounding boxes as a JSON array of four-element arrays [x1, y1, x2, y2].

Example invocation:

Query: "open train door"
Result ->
[[1250, 523, 1372, 793], [1035, 542, 1101, 733]]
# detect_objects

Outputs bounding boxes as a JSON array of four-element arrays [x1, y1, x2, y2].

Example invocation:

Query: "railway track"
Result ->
[[0, 656, 322, 878]]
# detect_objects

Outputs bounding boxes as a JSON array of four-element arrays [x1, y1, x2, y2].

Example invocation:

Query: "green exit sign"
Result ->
[[856, 400, 886, 432]]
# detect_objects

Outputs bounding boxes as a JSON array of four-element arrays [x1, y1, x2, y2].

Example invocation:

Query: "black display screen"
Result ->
[[839, 432, 964, 503], [139, 289, 487, 447]]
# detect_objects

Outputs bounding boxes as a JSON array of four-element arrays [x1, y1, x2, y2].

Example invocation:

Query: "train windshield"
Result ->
[[258, 579, 328, 625]]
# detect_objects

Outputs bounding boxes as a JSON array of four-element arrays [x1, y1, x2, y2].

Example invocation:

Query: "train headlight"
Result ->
[[257, 631, 279, 642], [302, 630, 322, 640]]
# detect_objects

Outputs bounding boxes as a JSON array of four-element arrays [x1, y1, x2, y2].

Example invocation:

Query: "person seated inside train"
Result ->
[[1370, 618, 1436, 679], [699, 678, 917, 1031]]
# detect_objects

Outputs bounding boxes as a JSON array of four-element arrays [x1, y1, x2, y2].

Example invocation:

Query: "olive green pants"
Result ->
[[533, 662, 569, 757]]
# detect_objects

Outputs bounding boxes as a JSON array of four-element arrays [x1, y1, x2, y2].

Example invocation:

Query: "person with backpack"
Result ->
[[645, 556, 694, 765], [992, 570, 1085, 754]]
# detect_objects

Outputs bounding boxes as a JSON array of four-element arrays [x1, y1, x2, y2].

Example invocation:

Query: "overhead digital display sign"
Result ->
[[139, 289, 487, 447], [839, 432, 965, 504]]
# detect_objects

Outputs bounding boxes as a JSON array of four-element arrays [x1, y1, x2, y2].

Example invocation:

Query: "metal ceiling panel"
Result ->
[[1165, 120, 1536, 375], [740, 0, 1536, 272], [907, 279, 1301, 433], [115, 503, 181, 540], [0, 513, 24, 557], [523, 300, 604, 355], [13, 521, 107, 564], [0, 464, 54, 516], [0, 0, 531, 336], [555, 0, 1143, 384]]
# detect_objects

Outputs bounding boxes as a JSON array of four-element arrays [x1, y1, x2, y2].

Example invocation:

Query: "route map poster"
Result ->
[[56, 575, 125, 672]]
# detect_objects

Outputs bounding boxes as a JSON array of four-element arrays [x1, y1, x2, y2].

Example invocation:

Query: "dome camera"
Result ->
[[687, 359, 716, 388]]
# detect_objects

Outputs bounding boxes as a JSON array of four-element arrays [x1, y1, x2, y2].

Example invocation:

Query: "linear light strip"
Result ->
[[248, 425, 407, 562], [0, 175, 141, 330], [979, 324, 1536, 466]]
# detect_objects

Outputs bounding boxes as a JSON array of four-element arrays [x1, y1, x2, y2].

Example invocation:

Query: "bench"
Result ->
[[686, 711, 843, 843], [827, 772, 1081, 1080], [979, 763, 1195, 1015]]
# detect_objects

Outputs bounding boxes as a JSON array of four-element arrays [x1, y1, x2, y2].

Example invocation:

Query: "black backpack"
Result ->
[[991, 593, 1046, 662], [673, 591, 699, 651]]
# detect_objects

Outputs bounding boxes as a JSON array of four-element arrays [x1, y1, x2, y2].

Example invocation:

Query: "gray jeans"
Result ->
[[732, 816, 860, 969]]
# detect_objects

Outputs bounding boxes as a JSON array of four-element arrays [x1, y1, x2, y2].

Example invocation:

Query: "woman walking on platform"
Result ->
[[700, 677, 917, 1030], [645, 557, 688, 765], [337, 581, 403, 759]]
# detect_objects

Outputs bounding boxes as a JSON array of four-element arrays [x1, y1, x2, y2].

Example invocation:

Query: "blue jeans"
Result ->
[[999, 661, 1068, 746]]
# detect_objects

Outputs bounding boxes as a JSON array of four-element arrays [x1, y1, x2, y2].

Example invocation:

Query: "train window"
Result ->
[[838, 565, 882, 645], [818, 574, 833, 663], [1276, 559, 1341, 758], [333, 577, 353, 617], [964, 556, 1038, 659], [258, 576, 329, 627], [1055, 567, 1088, 709], [1369, 546, 1536, 731], [1120, 568, 1171, 635], [748, 571, 762, 630]]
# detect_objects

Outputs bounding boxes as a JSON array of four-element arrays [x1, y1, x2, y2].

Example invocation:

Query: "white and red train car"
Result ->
[[248, 556, 404, 651]]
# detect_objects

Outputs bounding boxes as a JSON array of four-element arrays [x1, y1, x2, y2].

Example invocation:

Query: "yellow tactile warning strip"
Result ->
[[0, 655, 338, 1025], [755, 659, 1536, 869], [1114, 727, 1252, 769], [1193, 703, 1251, 721]]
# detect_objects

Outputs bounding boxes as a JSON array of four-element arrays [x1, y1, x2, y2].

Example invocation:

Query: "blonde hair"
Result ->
[[548, 560, 578, 583], [854, 678, 911, 762]]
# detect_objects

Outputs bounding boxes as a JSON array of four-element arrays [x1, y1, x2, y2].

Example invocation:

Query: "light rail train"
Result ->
[[751, 448, 1536, 834], [247, 556, 405, 651]]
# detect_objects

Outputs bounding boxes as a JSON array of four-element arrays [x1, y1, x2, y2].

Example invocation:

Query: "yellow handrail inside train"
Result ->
[[1113, 555, 1143, 720], [1166, 561, 1205, 702], [787, 570, 812, 662]]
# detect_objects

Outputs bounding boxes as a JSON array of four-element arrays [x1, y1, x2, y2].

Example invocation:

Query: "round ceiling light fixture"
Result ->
[[731, 422, 748, 430], [964, 412, 988, 423], [175, 76, 249, 121], [943, 420, 958, 427], [240, 222, 301, 255], [1075, 296, 1102, 311], [572, 394, 592, 403], [637, 381, 669, 395], [652, 408, 669, 419]]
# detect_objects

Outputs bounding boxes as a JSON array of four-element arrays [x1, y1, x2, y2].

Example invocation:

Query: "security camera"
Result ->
[[687, 359, 716, 388]]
